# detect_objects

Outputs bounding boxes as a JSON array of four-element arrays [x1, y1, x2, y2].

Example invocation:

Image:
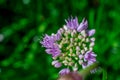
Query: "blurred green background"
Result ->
[[0, 0, 120, 80]]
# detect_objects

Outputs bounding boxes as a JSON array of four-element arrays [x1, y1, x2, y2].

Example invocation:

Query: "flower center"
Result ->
[[53, 26, 95, 71]]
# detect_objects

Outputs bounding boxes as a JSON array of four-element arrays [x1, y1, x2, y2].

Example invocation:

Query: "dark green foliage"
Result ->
[[0, 0, 120, 80]]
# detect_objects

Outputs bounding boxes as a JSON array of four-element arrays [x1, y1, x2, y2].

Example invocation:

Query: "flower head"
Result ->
[[41, 17, 97, 75]]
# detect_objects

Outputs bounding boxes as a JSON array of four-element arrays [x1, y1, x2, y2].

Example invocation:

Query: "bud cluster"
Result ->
[[41, 17, 97, 75]]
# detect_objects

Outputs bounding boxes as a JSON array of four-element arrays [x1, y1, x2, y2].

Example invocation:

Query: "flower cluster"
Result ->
[[41, 17, 97, 75]]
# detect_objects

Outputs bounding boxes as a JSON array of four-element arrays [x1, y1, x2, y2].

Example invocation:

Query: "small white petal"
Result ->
[[86, 38, 89, 42], [78, 35, 82, 39], [70, 38, 74, 42], [63, 25, 68, 30], [81, 30, 86, 37], [90, 37, 95, 42], [81, 50, 85, 54], [76, 51, 80, 55], [79, 55, 83, 59], [90, 42, 95, 47], [84, 47, 88, 51], [79, 60, 83, 64], [76, 46, 80, 51], [89, 47, 93, 51]]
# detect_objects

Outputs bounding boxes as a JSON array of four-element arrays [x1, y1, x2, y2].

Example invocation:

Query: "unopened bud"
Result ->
[[65, 57, 69, 60], [81, 30, 86, 37], [82, 38, 85, 42], [86, 38, 89, 42], [76, 46, 80, 51], [66, 29, 71, 34], [54, 62, 62, 68], [66, 46, 70, 50], [62, 53, 66, 57], [52, 60, 58, 65], [64, 32, 68, 37], [76, 51, 80, 55], [72, 54, 76, 57], [78, 42, 81, 46], [51, 33, 55, 36], [63, 25, 68, 30], [69, 43, 73, 48], [59, 56, 64, 60], [73, 30, 77, 34], [63, 60, 68, 64], [90, 42, 95, 47], [74, 42, 77, 46], [82, 44, 86, 47], [78, 35, 82, 39], [70, 38, 74, 43], [68, 62, 73, 66], [73, 63, 78, 71], [59, 28, 64, 33], [79, 55, 83, 59], [64, 40, 68, 44], [70, 48, 73, 53], [75, 38, 78, 42], [90, 37, 95, 42], [58, 44, 62, 48], [64, 63, 68, 66], [75, 57, 78, 60], [81, 50, 85, 54], [84, 47, 88, 51], [89, 47, 93, 51], [68, 53, 72, 56], [73, 67, 78, 71], [68, 58, 72, 61], [71, 32, 74, 37], [79, 60, 83, 65], [53, 57, 57, 60]]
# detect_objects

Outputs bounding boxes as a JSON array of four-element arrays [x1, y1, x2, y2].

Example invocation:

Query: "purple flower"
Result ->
[[45, 44, 61, 57], [82, 63, 86, 69], [52, 60, 59, 65], [40, 34, 54, 48], [77, 18, 88, 32], [52, 60, 62, 68], [59, 68, 70, 75], [84, 51, 96, 62], [54, 62, 62, 68], [41, 34, 61, 57], [65, 17, 79, 30], [87, 29, 95, 36], [41, 16, 97, 75], [82, 51, 97, 68], [54, 33, 61, 41]]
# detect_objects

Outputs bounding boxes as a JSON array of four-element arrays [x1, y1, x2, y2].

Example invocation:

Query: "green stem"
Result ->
[[79, 63, 99, 78]]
